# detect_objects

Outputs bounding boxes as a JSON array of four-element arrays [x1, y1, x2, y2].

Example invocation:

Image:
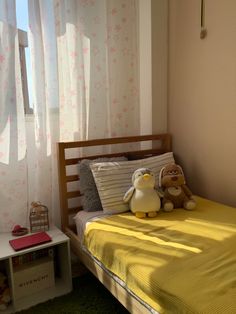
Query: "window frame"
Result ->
[[18, 29, 33, 115]]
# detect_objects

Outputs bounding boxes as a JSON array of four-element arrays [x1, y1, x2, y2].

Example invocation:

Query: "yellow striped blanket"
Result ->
[[84, 197, 236, 313]]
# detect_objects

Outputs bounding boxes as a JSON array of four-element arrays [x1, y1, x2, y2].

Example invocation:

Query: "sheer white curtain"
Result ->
[[0, 0, 28, 232], [28, 0, 140, 226], [54, 0, 140, 141]]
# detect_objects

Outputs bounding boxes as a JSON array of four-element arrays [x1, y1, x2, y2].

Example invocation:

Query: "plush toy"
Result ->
[[0, 272, 11, 311], [123, 168, 161, 218], [159, 163, 196, 211]]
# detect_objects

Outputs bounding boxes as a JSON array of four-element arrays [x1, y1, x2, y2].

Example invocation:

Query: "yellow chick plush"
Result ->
[[123, 168, 161, 218]]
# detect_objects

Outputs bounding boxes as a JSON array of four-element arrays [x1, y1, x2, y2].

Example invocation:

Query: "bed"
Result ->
[[58, 134, 236, 314]]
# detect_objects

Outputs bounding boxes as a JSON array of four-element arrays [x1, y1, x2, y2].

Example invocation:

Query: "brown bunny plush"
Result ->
[[159, 163, 196, 212]]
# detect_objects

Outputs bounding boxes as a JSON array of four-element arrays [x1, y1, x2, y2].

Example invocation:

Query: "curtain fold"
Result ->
[[28, 0, 59, 225], [54, 0, 140, 141], [0, 0, 28, 232], [29, 0, 140, 227]]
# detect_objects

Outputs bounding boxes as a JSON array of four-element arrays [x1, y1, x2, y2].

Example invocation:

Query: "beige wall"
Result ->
[[168, 0, 236, 206], [139, 0, 152, 134], [152, 0, 168, 134]]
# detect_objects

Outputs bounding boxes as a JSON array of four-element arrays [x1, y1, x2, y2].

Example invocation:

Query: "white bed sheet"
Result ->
[[73, 210, 110, 242]]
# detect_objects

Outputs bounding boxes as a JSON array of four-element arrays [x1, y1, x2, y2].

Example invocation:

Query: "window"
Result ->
[[16, 0, 33, 114], [18, 29, 32, 114]]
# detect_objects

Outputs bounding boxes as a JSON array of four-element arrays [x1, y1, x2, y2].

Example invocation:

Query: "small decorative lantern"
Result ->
[[30, 202, 49, 233]]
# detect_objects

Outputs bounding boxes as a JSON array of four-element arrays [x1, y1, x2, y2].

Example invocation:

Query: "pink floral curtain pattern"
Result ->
[[54, 0, 140, 141], [28, 0, 140, 226], [28, 0, 59, 225], [0, 0, 140, 231], [0, 0, 28, 232]]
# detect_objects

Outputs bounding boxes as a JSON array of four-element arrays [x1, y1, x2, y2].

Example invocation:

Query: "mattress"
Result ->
[[75, 197, 236, 314], [74, 210, 158, 313]]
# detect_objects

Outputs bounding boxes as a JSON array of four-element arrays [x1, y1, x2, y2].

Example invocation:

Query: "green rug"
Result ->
[[18, 273, 129, 314]]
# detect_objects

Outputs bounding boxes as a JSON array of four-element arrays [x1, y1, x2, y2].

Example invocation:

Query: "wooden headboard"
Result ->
[[58, 134, 171, 233]]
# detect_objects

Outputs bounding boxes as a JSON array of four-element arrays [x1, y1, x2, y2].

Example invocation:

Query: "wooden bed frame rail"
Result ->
[[58, 134, 171, 233]]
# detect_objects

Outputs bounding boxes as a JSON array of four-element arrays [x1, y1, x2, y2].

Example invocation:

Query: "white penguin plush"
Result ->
[[123, 168, 161, 218]]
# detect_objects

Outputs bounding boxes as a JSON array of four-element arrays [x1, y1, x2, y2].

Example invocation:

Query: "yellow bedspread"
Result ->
[[84, 197, 236, 314]]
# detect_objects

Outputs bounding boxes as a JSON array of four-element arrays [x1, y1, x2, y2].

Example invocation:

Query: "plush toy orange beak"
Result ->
[[143, 173, 151, 180]]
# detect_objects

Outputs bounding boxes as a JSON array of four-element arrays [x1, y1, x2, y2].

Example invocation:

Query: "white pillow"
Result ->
[[90, 152, 175, 214]]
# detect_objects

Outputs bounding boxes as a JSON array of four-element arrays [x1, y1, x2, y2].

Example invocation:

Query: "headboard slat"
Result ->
[[62, 134, 169, 149], [67, 191, 82, 198], [66, 175, 79, 182]]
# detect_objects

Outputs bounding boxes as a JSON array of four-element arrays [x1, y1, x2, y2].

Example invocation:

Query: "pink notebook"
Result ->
[[9, 232, 52, 251]]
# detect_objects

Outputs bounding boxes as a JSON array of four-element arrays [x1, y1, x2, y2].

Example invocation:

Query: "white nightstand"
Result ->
[[0, 226, 72, 313]]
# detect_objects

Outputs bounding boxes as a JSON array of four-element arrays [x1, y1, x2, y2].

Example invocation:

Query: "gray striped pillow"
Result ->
[[90, 152, 175, 214]]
